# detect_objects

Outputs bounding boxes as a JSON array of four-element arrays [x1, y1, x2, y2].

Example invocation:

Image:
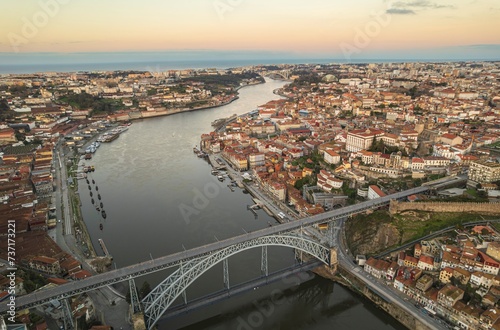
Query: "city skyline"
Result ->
[[0, 0, 499, 62]]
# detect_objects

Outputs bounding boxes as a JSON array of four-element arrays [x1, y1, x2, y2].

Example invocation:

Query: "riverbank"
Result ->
[[114, 81, 264, 123], [314, 265, 430, 330]]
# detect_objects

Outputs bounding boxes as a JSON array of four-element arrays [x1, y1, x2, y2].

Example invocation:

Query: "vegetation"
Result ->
[[0, 99, 16, 121], [342, 185, 357, 205], [391, 211, 496, 243], [289, 72, 322, 87], [185, 100, 210, 109], [183, 72, 263, 90], [59, 92, 124, 114], [294, 174, 316, 191], [346, 209, 498, 255], [368, 138, 406, 155], [15, 268, 49, 293]]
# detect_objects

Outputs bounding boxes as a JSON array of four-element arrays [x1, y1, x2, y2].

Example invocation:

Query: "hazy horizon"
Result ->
[[1, 1, 499, 61]]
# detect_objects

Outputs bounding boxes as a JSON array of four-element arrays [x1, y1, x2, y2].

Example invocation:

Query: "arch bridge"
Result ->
[[263, 70, 292, 80], [0, 185, 435, 328], [141, 233, 334, 329]]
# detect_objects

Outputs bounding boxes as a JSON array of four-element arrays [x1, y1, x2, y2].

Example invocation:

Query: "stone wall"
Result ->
[[389, 200, 500, 215]]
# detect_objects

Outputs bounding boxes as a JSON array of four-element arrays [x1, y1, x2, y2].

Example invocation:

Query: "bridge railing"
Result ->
[[0, 185, 429, 314]]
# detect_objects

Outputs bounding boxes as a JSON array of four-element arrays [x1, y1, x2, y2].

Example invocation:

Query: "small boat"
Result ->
[[96, 207, 100, 212], [217, 175, 224, 182], [91, 198, 95, 204], [92, 179, 95, 184], [100, 202, 103, 208], [88, 185, 91, 190], [100, 223, 103, 230], [95, 186, 99, 191], [90, 192, 93, 197], [101, 210, 107, 219], [98, 194, 101, 200], [86, 179, 89, 184]]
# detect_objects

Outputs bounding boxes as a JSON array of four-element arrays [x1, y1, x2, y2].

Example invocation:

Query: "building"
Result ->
[[438, 284, 464, 308], [487, 242, 500, 261], [317, 170, 343, 192], [248, 153, 265, 168], [468, 160, 500, 183], [417, 255, 434, 271], [268, 181, 286, 202], [478, 251, 500, 275], [364, 257, 390, 279], [453, 268, 471, 285], [440, 133, 463, 146], [346, 128, 384, 152], [28, 256, 61, 275], [480, 307, 500, 329], [367, 185, 386, 200], [416, 274, 433, 292], [323, 149, 341, 165], [439, 267, 454, 284]]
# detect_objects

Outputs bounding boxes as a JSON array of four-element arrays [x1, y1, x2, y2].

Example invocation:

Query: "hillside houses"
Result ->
[[366, 226, 500, 329]]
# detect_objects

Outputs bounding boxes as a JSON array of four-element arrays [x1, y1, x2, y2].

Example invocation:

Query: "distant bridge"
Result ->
[[263, 70, 292, 80]]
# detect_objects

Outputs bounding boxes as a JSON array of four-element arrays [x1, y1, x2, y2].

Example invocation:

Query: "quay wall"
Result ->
[[314, 265, 430, 330], [389, 200, 500, 215]]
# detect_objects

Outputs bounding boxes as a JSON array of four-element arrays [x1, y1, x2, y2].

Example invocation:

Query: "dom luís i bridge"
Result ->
[[1, 185, 433, 329]]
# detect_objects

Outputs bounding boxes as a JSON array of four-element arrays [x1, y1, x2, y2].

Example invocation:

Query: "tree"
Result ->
[[0, 99, 9, 111]]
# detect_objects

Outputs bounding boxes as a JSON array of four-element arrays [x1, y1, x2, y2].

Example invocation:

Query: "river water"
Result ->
[[78, 79, 406, 329]]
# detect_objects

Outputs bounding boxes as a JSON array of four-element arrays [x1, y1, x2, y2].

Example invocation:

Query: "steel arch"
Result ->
[[142, 234, 330, 329]]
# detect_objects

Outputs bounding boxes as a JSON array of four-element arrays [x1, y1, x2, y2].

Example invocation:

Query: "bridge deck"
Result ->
[[0, 186, 429, 313]]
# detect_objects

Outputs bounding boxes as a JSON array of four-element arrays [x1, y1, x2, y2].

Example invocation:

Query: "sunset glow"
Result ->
[[0, 0, 499, 59]]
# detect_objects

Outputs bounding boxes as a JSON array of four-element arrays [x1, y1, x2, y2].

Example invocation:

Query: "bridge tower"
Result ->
[[129, 278, 142, 314], [62, 298, 74, 330]]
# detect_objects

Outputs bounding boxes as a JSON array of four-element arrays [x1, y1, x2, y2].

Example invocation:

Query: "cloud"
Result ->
[[390, 1, 456, 12], [386, 8, 416, 14]]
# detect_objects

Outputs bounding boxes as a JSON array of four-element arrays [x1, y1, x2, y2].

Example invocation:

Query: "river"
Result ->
[[78, 78, 406, 330]]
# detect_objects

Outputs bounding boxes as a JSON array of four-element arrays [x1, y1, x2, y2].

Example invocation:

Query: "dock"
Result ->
[[98, 238, 112, 259], [246, 205, 258, 217], [207, 154, 227, 171]]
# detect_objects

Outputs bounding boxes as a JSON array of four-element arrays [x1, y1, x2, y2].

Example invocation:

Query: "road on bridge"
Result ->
[[1, 185, 431, 314]]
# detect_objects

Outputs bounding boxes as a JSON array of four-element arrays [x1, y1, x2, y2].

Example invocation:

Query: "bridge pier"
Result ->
[[261, 246, 268, 276], [182, 289, 187, 305], [223, 258, 229, 289], [129, 278, 142, 314], [62, 298, 74, 330], [329, 247, 338, 267]]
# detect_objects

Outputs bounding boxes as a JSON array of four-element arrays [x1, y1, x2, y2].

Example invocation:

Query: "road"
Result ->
[[334, 219, 449, 330], [49, 140, 131, 329], [1, 183, 429, 313]]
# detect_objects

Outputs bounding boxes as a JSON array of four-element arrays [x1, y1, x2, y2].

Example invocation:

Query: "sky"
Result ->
[[0, 0, 499, 61]]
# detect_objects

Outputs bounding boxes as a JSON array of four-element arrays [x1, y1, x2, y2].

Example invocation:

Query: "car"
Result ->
[[58, 219, 61, 223]]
